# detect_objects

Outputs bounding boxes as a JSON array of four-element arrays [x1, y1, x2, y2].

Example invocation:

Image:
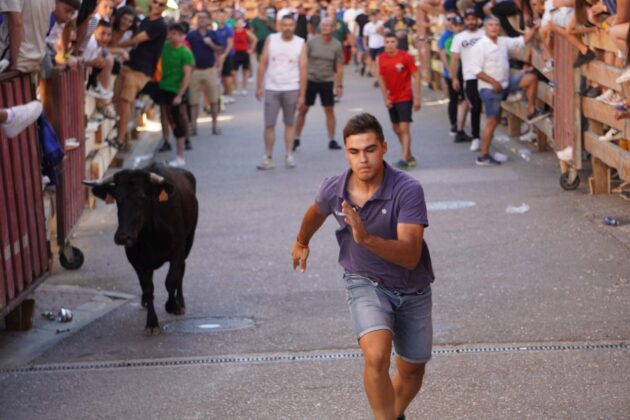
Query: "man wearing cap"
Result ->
[[449, 9, 483, 151]]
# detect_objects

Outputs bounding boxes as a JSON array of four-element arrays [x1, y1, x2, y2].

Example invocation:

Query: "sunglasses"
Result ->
[[155, 2, 167, 7]]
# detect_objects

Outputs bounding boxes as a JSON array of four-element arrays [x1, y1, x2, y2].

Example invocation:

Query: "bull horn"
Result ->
[[149, 173, 165, 184], [82, 174, 115, 186]]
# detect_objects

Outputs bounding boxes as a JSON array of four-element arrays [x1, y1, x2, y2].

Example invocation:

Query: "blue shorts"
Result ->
[[479, 73, 524, 118], [357, 36, 365, 53], [344, 274, 433, 364]]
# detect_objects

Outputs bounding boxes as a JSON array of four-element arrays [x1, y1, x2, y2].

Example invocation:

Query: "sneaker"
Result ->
[[1, 100, 43, 138], [185, 139, 193, 150], [256, 156, 275, 170], [520, 130, 537, 143], [454, 131, 473, 143], [158, 141, 172, 153], [65, 137, 80, 150], [0, 58, 9, 73], [241, 89, 248, 96], [223, 96, 236, 104], [504, 91, 522, 103], [595, 89, 614, 103], [581, 86, 600, 98], [616, 67, 630, 84], [470, 138, 481, 152], [96, 104, 117, 120], [556, 146, 573, 162], [476, 154, 501, 166], [548, 80, 560, 89], [285, 154, 296, 168], [329, 139, 342, 150], [526, 109, 550, 124], [598, 128, 622, 141], [293, 138, 300, 151], [395, 159, 409, 170], [449, 125, 457, 136], [493, 151, 508, 162], [408, 156, 417, 167], [573, 49, 596, 68], [87, 84, 113, 100], [543, 59, 554, 73], [168, 156, 186, 167]]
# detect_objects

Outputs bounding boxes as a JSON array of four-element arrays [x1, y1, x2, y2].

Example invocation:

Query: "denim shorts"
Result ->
[[479, 72, 524, 118], [344, 274, 433, 364]]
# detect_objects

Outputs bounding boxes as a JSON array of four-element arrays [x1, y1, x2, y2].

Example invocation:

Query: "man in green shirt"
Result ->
[[159, 22, 195, 167], [250, 3, 275, 61]]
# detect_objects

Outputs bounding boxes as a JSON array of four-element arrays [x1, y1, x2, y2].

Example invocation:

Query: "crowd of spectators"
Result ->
[[1, 0, 629, 168]]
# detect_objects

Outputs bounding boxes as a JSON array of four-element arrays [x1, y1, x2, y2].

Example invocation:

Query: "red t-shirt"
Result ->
[[378, 50, 417, 103], [233, 29, 249, 52]]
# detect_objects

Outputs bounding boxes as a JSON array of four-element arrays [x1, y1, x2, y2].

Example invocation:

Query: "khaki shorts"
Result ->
[[189, 67, 219, 105], [114, 66, 150, 103]]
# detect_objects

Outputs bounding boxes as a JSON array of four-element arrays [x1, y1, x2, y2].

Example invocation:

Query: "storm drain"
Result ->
[[161, 317, 255, 334], [1, 342, 628, 375]]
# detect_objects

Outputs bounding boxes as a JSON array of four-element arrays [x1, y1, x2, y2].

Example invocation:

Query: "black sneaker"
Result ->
[[158, 141, 172, 153], [449, 124, 457, 136], [329, 139, 342, 150], [293, 138, 300, 151], [454, 131, 473, 143], [526, 109, 550, 124], [580, 86, 600, 98], [573, 49, 596, 68], [476, 154, 501, 166], [185, 139, 193, 150]]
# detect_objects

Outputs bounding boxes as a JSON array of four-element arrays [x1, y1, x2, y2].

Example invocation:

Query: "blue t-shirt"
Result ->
[[315, 161, 434, 293], [214, 25, 234, 57], [186, 29, 220, 68], [437, 29, 453, 78]]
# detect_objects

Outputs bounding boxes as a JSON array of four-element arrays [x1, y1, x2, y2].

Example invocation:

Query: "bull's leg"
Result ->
[[165, 260, 185, 315], [176, 261, 186, 311], [134, 266, 160, 336]]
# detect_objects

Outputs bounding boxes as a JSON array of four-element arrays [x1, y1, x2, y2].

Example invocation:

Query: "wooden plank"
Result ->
[[584, 31, 618, 53], [537, 82, 554, 107], [500, 100, 554, 139], [591, 156, 611, 194], [509, 46, 531, 63], [530, 47, 552, 79], [584, 130, 630, 181], [584, 60, 623, 92], [582, 97, 624, 132]]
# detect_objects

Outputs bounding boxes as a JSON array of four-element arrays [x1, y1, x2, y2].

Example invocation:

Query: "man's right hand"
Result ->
[[256, 87, 263, 101], [451, 79, 460, 92], [384, 98, 393, 109], [292, 241, 310, 272], [492, 80, 503, 93]]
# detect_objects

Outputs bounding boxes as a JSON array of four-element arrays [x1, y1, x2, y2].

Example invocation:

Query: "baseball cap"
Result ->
[[464, 8, 477, 17], [450, 15, 464, 25]]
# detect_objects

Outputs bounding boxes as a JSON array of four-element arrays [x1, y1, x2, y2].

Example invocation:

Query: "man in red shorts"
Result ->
[[376, 33, 421, 171]]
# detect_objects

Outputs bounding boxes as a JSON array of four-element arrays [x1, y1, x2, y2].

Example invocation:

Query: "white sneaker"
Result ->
[[87, 84, 113, 100], [470, 138, 481, 152], [493, 152, 508, 162], [504, 91, 522, 103], [65, 137, 80, 150], [543, 59, 554, 73], [223, 96, 236, 104], [241, 90, 248, 96], [616, 67, 630, 84], [595, 89, 615, 104], [1, 100, 43, 138], [520, 130, 537, 143], [285, 154, 296, 168], [556, 146, 573, 162], [256, 156, 275, 170], [598, 128, 622, 141], [0, 58, 9, 73], [167, 156, 186, 167]]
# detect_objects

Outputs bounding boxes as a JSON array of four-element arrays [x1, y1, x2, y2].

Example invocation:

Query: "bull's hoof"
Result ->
[[174, 306, 186, 315], [165, 299, 181, 315], [141, 297, 148, 309], [145, 326, 161, 336]]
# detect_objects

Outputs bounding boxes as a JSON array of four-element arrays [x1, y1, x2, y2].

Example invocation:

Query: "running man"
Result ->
[[255, 15, 307, 170], [292, 113, 434, 420], [293, 17, 344, 151], [376, 33, 421, 170]]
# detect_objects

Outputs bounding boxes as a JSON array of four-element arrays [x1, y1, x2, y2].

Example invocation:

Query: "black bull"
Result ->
[[84, 164, 198, 335]]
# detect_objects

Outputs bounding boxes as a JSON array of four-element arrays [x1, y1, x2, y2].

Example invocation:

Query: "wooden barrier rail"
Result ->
[[0, 72, 49, 321]]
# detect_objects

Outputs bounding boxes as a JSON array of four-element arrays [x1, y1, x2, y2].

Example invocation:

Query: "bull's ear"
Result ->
[[92, 184, 116, 203], [154, 182, 175, 203]]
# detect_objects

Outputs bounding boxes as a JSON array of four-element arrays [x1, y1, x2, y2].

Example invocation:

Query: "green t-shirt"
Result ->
[[159, 42, 195, 94], [332, 20, 349, 43], [250, 17, 274, 42]]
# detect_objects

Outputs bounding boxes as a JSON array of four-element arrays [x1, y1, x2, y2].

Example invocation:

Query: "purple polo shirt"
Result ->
[[315, 162, 435, 293]]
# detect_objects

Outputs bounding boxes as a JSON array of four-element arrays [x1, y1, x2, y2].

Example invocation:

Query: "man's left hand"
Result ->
[[335, 85, 343, 98], [173, 95, 182, 105], [342, 200, 368, 245], [413, 98, 421, 111]]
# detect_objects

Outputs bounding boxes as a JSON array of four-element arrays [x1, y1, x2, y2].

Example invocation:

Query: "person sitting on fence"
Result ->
[[83, 19, 116, 106], [0, 0, 80, 74], [107, 6, 136, 73], [0, 101, 42, 139], [469, 16, 549, 166], [79, 0, 115, 54]]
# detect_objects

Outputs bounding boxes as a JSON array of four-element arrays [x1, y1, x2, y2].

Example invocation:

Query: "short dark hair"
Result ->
[[96, 19, 112, 29], [384, 32, 397, 40], [168, 22, 186, 33], [343, 113, 385, 144], [59, 0, 81, 9], [281, 14, 295, 22]]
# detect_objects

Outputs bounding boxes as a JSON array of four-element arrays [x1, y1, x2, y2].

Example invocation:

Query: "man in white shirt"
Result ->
[[449, 9, 483, 152], [468, 17, 547, 166], [362, 10, 384, 80]]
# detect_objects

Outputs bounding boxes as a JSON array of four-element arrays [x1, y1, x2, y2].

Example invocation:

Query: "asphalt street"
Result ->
[[1, 66, 629, 420]]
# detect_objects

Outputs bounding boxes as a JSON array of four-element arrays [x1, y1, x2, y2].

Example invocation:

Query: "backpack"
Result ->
[[37, 113, 64, 185]]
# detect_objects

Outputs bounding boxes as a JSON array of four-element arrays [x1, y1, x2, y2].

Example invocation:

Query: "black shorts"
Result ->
[[255, 40, 265, 57], [370, 47, 384, 60], [388, 100, 413, 124], [233, 51, 250, 71], [221, 55, 234, 77], [305, 81, 335, 107]]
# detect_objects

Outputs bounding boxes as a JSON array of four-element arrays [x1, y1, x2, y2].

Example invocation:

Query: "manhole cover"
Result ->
[[162, 317, 255, 334]]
